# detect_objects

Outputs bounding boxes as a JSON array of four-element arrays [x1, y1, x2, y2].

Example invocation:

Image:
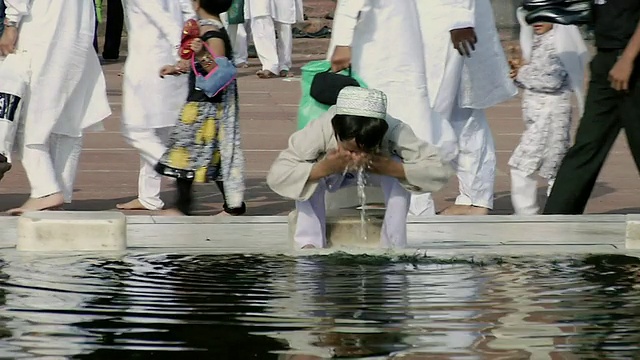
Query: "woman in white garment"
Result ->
[[328, 0, 459, 216], [267, 87, 453, 249], [415, 0, 517, 216], [245, 0, 303, 78], [0, 0, 111, 214], [116, 0, 196, 212]]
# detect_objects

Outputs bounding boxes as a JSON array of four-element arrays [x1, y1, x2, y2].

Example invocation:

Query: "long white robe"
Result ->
[[121, 0, 194, 130], [244, 0, 303, 24], [414, 0, 517, 213], [4, 0, 111, 145], [326, 0, 458, 214], [120, 0, 195, 210]]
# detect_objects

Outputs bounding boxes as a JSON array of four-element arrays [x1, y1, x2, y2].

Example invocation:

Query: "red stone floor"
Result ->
[[1, 38, 639, 216]]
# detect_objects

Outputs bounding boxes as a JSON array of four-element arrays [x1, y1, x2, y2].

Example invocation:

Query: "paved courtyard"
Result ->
[[1, 37, 639, 216]]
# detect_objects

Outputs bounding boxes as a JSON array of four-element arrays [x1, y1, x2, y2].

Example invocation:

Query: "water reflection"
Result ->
[[0, 253, 637, 359]]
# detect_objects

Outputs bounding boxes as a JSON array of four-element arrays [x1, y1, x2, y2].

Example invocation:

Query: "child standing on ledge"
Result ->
[[509, 8, 589, 215], [156, 0, 246, 216], [267, 87, 454, 249]]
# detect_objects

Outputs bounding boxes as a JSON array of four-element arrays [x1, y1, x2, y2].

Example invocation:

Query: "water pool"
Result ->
[[0, 252, 638, 359]]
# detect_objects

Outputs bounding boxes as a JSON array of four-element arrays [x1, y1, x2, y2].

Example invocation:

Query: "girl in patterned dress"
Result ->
[[509, 8, 590, 215], [156, 0, 246, 216]]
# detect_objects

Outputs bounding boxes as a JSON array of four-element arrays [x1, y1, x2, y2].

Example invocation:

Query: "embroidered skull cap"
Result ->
[[336, 87, 387, 120]]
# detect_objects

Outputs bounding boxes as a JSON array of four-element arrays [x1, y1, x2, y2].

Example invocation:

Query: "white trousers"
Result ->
[[251, 16, 292, 74], [122, 126, 171, 210], [510, 168, 554, 215], [22, 133, 83, 203], [227, 23, 250, 65], [410, 46, 497, 214], [295, 173, 411, 249]]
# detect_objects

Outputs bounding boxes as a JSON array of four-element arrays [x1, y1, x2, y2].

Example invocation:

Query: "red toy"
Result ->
[[180, 19, 200, 60]]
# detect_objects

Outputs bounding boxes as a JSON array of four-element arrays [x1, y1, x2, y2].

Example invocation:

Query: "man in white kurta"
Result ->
[[245, 0, 303, 78], [0, 0, 111, 214], [415, 0, 517, 215], [267, 87, 454, 249], [116, 0, 195, 211], [327, 0, 459, 216]]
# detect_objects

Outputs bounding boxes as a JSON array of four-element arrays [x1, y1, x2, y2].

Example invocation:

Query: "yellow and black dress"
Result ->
[[155, 29, 245, 215]]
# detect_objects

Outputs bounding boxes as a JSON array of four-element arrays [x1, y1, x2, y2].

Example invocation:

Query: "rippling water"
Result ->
[[0, 252, 639, 359]]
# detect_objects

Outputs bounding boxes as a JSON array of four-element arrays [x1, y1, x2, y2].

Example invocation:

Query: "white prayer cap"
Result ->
[[335, 87, 387, 120]]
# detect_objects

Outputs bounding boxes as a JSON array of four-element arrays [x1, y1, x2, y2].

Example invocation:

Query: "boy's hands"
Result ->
[[609, 56, 634, 91], [0, 27, 18, 56], [321, 148, 368, 174]]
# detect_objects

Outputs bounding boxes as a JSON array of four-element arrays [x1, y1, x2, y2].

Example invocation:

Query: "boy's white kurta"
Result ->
[[4, 0, 111, 144], [266, 107, 454, 248], [326, 0, 458, 215], [414, 0, 517, 213], [4, 0, 111, 202], [120, 0, 195, 211]]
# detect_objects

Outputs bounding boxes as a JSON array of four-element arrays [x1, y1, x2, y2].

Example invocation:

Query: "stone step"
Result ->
[[288, 208, 385, 249], [17, 211, 127, 251]]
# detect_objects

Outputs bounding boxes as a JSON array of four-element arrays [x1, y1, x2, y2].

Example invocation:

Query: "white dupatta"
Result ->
[[516, 7, 591, 117]]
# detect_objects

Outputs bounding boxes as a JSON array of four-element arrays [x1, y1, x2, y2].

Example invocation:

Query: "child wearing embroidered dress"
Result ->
[[156, 0, 246, 216], [508, 8, 589, 215]]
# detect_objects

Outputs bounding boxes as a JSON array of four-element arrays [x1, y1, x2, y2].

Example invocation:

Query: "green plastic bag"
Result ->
[[228, 0, 245, 25], [297, 60, 367, 130]]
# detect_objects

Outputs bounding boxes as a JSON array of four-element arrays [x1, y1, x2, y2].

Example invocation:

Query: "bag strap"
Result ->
[[324, 65, 353, 77]]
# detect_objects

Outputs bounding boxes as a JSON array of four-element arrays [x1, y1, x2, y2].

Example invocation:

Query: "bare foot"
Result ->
[[7, 193, 64, 216], [301, 244, 317, 249], [256, 70, 277, 79], [155, 208, 186, 216], [116, 199, 152, 211], [439, 204, 489, 216], [279, 70, 293, 77], [212, 211, 232, 217], [0, 161, 10, 182], [235, 62, 249, 68]]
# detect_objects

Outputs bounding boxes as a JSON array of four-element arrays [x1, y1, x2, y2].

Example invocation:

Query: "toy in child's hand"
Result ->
[[180, 19, 201, 60]]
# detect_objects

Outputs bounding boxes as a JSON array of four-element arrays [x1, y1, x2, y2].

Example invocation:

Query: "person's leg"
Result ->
[[621, 59, 640, 179], [510, 168, 539, 215], [102, 0, 124, 60], [543, 51, 623, 214], [445, 107, 496, 214], [234, 23, 249, 66], [376, 175, 411, 248], [49, 133, 83, 205], [294, 183, 328, 249], [215, 180, 247, 215], [8, 142, 63, 214], [174, 178, 194, 215], [119, 126, 169, 210], [250, 16, 280, 77], [275, 21, 293, 76]]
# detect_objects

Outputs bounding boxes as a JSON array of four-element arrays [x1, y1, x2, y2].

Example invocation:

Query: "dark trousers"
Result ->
[[543, 50, 640, 214], [102, 0, 124, 59], [174, 179, 246, 216]]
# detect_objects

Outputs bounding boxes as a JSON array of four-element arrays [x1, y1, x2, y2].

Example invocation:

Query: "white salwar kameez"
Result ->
[[266, 107, 454, 249], [510, 9, 589, 215], [245, 0, 303, 74], [221, 12, 250, 65], [4, 0, 111, 203], [413, 0, 518, 214], [327, 0, 459, 216], [120, 0, 195, 210]]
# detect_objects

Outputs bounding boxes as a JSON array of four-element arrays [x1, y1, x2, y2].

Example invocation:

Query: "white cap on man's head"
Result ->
[[335, 87, 387, 120]]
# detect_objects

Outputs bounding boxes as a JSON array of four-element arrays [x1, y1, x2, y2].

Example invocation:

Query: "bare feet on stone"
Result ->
[[7, 193, 64, 216], [301, 244, 316, 249], [0, 154, 10, 181], [439, 204, 489, 216], [116, 199, 153, 211], [256, 70, 278, 79]]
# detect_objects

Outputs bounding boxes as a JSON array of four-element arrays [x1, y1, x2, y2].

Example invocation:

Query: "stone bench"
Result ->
[[17, 211, 127, 251], [288, 208, 385, 248]]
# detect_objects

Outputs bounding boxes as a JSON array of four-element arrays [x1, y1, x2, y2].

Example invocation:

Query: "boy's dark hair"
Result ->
[[331, 114, 389, 152], [199, 0, 232, 15]]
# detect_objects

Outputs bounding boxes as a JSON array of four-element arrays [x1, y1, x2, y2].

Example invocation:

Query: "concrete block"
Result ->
[[325, 186, 385, 210], [17, 211, 127, 251], [288, 209, 384, 249], [625, 216, 640, 250]]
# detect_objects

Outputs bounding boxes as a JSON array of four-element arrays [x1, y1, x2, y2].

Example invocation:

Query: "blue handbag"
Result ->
[[192, 43, 238, 98]]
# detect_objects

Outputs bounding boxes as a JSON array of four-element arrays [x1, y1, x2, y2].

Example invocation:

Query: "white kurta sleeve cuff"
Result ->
[[331, 0, 366, 46], [4, 0, 31, 24]]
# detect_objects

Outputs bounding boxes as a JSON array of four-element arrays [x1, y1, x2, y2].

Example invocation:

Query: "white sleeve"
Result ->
[[434, 0, 475, 31], [179, 0, 196, 22], [330, 0, 366, 47], [3, 0, 33, 24], [131, 0, 184, 60]]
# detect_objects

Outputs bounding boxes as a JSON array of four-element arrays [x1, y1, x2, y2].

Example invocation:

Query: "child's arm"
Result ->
[[609, 20, 640, 91]]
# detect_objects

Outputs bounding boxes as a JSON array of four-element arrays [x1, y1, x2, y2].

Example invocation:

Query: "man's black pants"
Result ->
[[102, 0, 124, 60], [543, 49, 640, 214]]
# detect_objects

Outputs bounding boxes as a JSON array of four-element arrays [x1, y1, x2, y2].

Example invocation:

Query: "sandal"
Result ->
[[256, 70, 278, 79]]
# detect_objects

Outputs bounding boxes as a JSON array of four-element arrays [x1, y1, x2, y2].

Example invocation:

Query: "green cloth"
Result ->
[[297, 60, 367, 130], [228, 0, 245, 25], [95, 0, 104, 23]]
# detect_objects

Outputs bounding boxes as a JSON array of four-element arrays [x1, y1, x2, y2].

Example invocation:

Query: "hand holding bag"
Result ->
[[310, 66, 360, 106], [192, 43, 238, 98]]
